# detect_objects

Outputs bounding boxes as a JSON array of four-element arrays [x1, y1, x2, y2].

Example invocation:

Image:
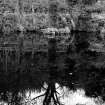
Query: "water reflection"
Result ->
[[1, 84, 102, 105], [0, 32, 105, 104]]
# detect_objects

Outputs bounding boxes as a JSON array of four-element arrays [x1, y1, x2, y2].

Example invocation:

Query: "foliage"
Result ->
[[65, 31, 105, 101]]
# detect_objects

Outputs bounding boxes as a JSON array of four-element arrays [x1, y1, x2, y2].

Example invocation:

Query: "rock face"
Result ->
[[76, 11, 92, 31], [77, 0, 105, 32], [0, 0, 105, 33], [0, 0, 75, 33], [0, 0, 49, 32]]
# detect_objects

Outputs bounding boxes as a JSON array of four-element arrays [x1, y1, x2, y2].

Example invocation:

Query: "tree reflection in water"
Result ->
[[43, 38, 61, 105], [0, 32, 105, 105], [0, 37, 64, 105]]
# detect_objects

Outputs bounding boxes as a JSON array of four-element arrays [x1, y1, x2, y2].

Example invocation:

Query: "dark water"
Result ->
[[0, 32, 105, 105]]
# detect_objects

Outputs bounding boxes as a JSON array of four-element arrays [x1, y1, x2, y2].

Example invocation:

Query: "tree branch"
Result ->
[[31, 93, 46, 101]]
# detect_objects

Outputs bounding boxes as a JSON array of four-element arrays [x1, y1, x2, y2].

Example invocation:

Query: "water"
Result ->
[[0, 32, 105, 105]]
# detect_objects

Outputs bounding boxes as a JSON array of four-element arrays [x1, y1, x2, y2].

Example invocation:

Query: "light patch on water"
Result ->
[[0, 102, 8, 105], [23, 83, 105, 105], [2, 83, 104, 105], [23, 89, 45, 105], [25, 90, 45, 99], [59, 88, 97, 105]]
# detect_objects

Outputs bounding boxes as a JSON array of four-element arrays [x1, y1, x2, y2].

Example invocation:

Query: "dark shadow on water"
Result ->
[[0, 32, 105, 104]]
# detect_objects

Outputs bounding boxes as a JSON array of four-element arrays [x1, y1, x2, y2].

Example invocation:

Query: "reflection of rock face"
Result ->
[[1, 32, 105, 104]]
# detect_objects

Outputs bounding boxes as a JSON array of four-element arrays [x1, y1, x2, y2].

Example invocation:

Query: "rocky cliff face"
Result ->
[[0, 0, 49, 32], [76, 0, 105, 32], [0, 0, 105, 33]]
